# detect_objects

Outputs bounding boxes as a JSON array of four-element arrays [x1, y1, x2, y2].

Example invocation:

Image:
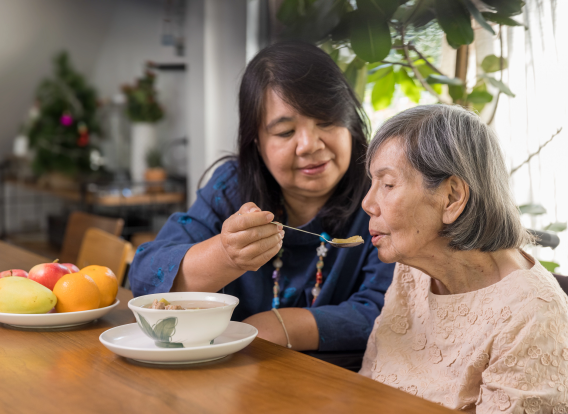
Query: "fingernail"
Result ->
[[266, 213, 274, 221], [279, 232, 284, 240], [277, 224, 283, 231]]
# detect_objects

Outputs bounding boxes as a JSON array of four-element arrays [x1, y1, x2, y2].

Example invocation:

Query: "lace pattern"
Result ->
[[360, 258, 568, 413]]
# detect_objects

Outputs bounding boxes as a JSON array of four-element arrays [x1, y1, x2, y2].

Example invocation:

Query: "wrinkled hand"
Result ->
[[220, 202, 284, 272]]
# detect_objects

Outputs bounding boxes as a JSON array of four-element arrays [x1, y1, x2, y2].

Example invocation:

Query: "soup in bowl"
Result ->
[[128, 292, 239, 348]]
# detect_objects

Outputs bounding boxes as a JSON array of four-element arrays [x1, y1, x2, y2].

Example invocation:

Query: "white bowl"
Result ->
[[128, 292, 239, 348]]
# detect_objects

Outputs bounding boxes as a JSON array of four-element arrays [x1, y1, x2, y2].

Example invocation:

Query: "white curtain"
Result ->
[[492, 0, 568, 273]]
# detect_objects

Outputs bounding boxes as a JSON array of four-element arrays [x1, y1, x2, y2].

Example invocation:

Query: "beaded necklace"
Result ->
[[271, 232, 330, 309]]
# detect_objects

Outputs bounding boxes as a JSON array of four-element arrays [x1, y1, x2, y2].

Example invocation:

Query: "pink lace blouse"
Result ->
[[360, 255, 568, 413]]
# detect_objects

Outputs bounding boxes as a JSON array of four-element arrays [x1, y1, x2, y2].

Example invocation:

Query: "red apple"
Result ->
[[28, 261, 71, 290], [61, 263, 80, 273], [0, 269, 28, 278]]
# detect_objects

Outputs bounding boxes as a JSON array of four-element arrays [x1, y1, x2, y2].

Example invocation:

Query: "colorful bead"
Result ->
[[316, 244, 328, 257], [273, 257, 283, 269], [273, 284, 280, 296], [319, 232, 330, 243], [272, 270, 279, 280], [311, 286, 321, 297], [272, 297, 280, 309]]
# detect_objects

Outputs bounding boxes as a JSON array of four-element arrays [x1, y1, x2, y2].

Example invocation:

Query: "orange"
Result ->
[[80, 265, 118, 308], [53, 273, 100, 313]]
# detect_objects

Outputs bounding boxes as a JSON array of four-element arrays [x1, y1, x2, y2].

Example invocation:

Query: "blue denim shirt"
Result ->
[[129, 161, 394, 351]]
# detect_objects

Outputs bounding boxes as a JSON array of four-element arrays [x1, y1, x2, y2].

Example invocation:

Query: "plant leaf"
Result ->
[[392, 4, 413, 22], [344, 57, 368, 101], [137, 314, 158, 340], [481, 0, 525, 16], [396, 68, 421, 103], [415, 64, 442, 94], [371, 70, 395, 110], [518, 204, 547, 215], [481, 54, 508, 72], [481, 12, 524, 27], [330, 10, 353, 41], [544, 222, 567, 233], [155, 341, 184, 349], [329, 48, 340, 63], [467, 90, 493, 104], [448, 84, 465, 102], [350, 9, 392, 63], [460, 0, 495, 35], [368, 64, 393, 82], [483, 75, 515, 97], [279, 0, 346, 43], [277, 0, 303, 25], [434, 0, 474, 48], [406, 0, 436, 28], [153, 317, 178, 342], [356, 0, 400, 19], [540, 260, 560, 273], [426, 74, 463, 86]]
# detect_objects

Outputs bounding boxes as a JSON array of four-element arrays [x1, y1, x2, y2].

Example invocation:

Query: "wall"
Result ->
[[185, 0, 247, 203], [0, 0, 188, 176], [0, 0, 114, 158]]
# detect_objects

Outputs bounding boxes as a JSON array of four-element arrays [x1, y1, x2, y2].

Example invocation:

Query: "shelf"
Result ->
[[4, 179, 185, 207]]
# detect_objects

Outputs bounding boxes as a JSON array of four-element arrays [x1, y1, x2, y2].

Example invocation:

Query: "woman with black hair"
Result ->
[[129, 42, 394, 352]]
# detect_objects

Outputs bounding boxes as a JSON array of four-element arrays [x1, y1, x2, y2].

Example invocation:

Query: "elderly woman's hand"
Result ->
[[220, 202, 284, 272]]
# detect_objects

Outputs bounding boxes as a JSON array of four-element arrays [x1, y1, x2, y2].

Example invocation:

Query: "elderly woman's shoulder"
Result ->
[[498, 262, 568, 336], [514, 262, 568, 311]]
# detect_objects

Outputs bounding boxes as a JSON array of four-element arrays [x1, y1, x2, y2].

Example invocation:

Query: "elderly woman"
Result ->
[[129, 42, 394, 352], [360, 105, 568, 413]]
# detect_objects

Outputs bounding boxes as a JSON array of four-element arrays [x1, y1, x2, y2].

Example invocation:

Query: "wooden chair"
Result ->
[[76, 228, 133, 286], [59, 212, 124, 265]]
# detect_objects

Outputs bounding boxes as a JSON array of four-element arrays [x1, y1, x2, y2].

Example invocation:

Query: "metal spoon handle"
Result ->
[[271, 222, 331, 243]]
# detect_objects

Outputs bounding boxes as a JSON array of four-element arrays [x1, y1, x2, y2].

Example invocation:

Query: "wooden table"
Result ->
[[0, 242, 455, 414], [0, 241, 52, 270]]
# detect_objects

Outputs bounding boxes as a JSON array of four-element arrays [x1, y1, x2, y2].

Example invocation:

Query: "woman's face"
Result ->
[[362, 138, 446, 264], [257, 88, 352, 200]]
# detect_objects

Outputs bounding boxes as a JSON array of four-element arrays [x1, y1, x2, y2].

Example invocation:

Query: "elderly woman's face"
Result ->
[[257, 88, 352, 199], [362, 138, 445, 264]]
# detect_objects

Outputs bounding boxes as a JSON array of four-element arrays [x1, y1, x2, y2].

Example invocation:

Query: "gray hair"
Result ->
[[366, 104, 531, 252]]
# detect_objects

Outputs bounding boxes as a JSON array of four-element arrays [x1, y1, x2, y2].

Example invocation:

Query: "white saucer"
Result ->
[[0, 300, 120, 329], [99, 321, 258, 364]]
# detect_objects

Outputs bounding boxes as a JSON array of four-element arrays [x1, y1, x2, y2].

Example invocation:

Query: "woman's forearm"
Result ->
[[243, 308, 319, 351], [171, 234, 245, 293]]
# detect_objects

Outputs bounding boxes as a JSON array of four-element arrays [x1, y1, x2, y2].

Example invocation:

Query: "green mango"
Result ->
[[0, 277, 57, 313]]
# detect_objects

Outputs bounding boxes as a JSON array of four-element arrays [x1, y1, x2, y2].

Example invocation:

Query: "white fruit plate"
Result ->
[[0, 299, 120, 329]]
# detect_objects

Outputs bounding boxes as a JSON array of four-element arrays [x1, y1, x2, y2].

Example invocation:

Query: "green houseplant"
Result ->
[[27, 52, 101, 187], [144, 147, 166, 193], [121, 70, 165, 183], [277, 0, 523, 114]]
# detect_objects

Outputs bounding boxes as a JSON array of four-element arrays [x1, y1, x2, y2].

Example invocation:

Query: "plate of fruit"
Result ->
[[0, 261, 119, 328]]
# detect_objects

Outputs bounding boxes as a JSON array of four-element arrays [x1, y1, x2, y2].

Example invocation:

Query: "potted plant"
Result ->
[[144, 147, 166, 193], [27, 52, 101, 190], [121, 70, 164, 183]]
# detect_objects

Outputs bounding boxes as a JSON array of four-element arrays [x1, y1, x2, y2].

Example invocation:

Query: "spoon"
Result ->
[[271, 222, 364, 248]]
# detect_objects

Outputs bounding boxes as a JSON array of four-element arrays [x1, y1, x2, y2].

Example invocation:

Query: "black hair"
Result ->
[[236, 41, 370, 235]]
